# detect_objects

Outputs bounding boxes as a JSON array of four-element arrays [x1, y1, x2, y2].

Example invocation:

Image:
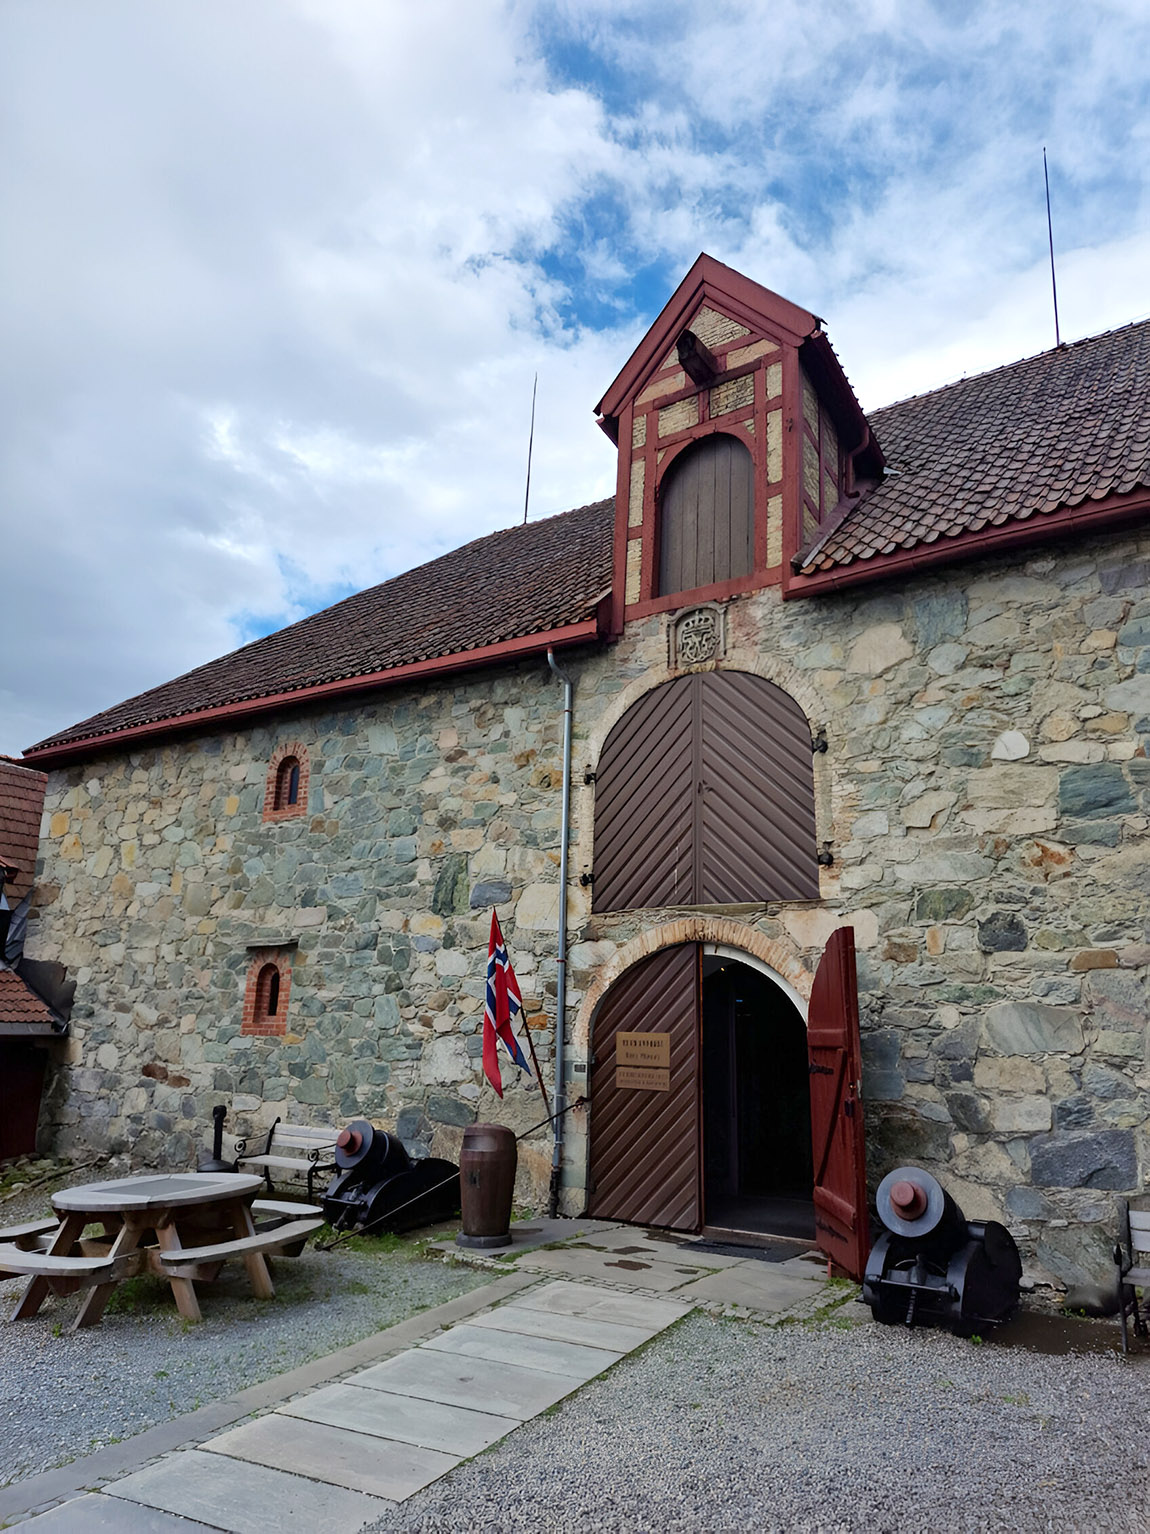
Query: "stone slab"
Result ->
[[203, 1413, 457, 1501], [19, 1495, 214, 1532], [517, 1279, 692, 1331], [106, 1449, 391, 1533], [674, 1265, 828, 1312], [513, 1246, 702, 1291], [349, 1347, 581, 1420], [565, 1227, 746, 1269], [422, 1321, 623, 1379], [469, 1303, 656, 1352], [429, 1217, 622, 1259], [0, 1270, 538, 1531], [279, 1382, 518, 1456], [774, 1253, 832, 1279]]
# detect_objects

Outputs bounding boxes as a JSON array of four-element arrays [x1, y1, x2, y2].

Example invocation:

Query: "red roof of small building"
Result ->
[[0, 760, 48, 902], [796, 319, 1150, 575], [0, 967, 57, 1030]]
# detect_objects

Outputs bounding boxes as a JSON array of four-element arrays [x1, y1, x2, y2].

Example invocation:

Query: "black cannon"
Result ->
[[863, 1166, 1022, 1334], [321, 1119, 461, 1234]]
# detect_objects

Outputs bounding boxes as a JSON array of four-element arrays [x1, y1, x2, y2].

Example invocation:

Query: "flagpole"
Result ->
[[520, 1019, 552, 1124]]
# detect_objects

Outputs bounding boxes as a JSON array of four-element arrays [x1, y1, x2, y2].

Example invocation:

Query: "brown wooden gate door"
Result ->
[[592, 672, 819, 912], [587, 944, 701, 1231], [807, 926, 869, 1279]]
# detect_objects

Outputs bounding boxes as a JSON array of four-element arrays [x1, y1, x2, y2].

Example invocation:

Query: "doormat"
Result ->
[[688, 1239, 821, 1265]]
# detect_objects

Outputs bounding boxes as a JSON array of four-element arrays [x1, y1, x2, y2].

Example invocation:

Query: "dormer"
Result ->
[[595, 254, 884, 631]]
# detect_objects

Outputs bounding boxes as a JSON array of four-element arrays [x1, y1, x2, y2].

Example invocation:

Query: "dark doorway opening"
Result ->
[[702, 955, 814, 1241]]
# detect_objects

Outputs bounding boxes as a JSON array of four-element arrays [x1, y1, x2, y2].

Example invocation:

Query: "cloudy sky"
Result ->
[[3, 0, 1149, 756]]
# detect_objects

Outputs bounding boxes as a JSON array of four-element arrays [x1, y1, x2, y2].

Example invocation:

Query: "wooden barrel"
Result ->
[[456, 1123, 517, 1249]]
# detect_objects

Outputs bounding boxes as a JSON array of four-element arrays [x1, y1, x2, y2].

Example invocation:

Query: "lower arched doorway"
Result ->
[[586, 941, 814, 1241], [585, 929, 869, 1275], [701, 954, 814, 1240]]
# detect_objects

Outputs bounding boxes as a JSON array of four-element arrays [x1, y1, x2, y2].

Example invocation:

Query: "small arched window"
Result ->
[[243, 949, 293, 1035], [658, 433, 754, 597], [263, 743, 308, 821], [274, 756, 301, 810], [256, 962, 280, 1018]]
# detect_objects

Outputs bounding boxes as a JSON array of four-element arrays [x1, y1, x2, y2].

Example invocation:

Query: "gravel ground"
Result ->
[[373, 1304, 1150, 1534], [0, 1176, 488, 1487]]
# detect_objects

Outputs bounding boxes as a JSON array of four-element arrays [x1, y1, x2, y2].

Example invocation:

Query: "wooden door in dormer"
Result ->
[[591, 670, 820, 912], [658, 434, 754, 596]]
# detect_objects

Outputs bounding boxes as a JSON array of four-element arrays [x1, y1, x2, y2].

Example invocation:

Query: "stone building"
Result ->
[[22, 255, 1150, 1295]]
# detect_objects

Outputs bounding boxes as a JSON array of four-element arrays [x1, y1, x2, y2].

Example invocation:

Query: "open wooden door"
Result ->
[[807, 926, 869, 1279], [587, 944, 702, 1231]]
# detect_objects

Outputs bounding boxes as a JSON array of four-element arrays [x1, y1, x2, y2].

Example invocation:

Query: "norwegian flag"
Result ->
[[483, 909, 530, 1098]]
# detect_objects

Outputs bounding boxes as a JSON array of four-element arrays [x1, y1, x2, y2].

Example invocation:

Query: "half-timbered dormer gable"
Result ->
[[595, 253, 883, 631]]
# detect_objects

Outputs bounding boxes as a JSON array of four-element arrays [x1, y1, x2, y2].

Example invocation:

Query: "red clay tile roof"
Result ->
[[24, 319, 1150, 762], [798, 319, 1150, 572], [0, 967, 56, 1029], [28, 499, 615, 756], [0, 761, 47, 902]]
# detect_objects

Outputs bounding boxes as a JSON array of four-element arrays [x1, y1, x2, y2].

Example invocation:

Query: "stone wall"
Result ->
[[29, 525, 1150, 1292], [30, 660, 583, 1202]]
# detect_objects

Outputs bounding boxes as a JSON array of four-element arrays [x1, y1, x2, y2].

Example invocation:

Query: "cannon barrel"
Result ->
[[863, 1165, 1022, 1334], [322, 1120, 460, 1234]]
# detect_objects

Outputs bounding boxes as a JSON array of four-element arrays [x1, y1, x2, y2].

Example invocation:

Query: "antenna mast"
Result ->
[[1043, 147, 1061, 347], [523, 372, 538, 524]]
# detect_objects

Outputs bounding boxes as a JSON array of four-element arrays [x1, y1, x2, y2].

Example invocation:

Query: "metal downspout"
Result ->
[[546, 647, 573, 1219]]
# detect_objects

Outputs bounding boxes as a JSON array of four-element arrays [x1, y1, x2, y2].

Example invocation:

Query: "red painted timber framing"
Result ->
[[784, 489, 1150, 600], [595, 252, 815, 431], [23, 617, 605, 768]]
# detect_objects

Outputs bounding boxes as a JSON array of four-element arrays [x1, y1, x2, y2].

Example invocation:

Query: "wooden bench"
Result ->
[[234, 1120, 337, 1199], [1116, 1202, 1150, 1353], [251, 1200, 323, 1255], [0, 1244, 147, 1300], [0, 1247, 115, 1280], [0, 1217, 61, 1252], [155, 1216, 324, 1274]]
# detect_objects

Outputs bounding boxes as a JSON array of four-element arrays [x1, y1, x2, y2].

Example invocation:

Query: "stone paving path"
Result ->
[[11, 1222, 830, 1531], [16, 1279, 693, 1531]]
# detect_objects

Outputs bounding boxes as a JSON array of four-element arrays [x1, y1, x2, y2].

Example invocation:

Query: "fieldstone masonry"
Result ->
[[28, 527, 1150, 1294]]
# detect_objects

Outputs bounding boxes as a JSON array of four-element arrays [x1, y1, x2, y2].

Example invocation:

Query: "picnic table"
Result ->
[[0, 1172, 322, 1330]]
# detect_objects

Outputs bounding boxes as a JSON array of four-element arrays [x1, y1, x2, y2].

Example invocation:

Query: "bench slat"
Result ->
[[239, 1155, 332, 1172], [157, 1218, 323, 1270], [1123, 1266, 1150, 1284], [252, 1199, 323, 1220], [0, 1245, 115, 1278], [0, 1217, 60, 1244]]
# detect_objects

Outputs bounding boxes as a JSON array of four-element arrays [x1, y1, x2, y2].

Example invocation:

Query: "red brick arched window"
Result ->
[[242, 948, 293, 1036], [263, 743, 309, 822]]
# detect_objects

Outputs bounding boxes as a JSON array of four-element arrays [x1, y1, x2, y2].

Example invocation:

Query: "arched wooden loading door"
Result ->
[[591, 671, 820, 912]]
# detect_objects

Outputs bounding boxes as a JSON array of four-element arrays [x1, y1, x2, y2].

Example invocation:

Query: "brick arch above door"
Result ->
[[572, 915, 815, 1055]]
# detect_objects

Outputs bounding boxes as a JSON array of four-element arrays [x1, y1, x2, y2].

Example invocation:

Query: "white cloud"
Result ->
[[1, 0, 1148, 753]]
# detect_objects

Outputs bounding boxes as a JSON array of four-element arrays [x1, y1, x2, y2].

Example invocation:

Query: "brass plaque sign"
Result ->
[[616, 1065, 671, 1092], [616, 1032, 671, 1068]]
